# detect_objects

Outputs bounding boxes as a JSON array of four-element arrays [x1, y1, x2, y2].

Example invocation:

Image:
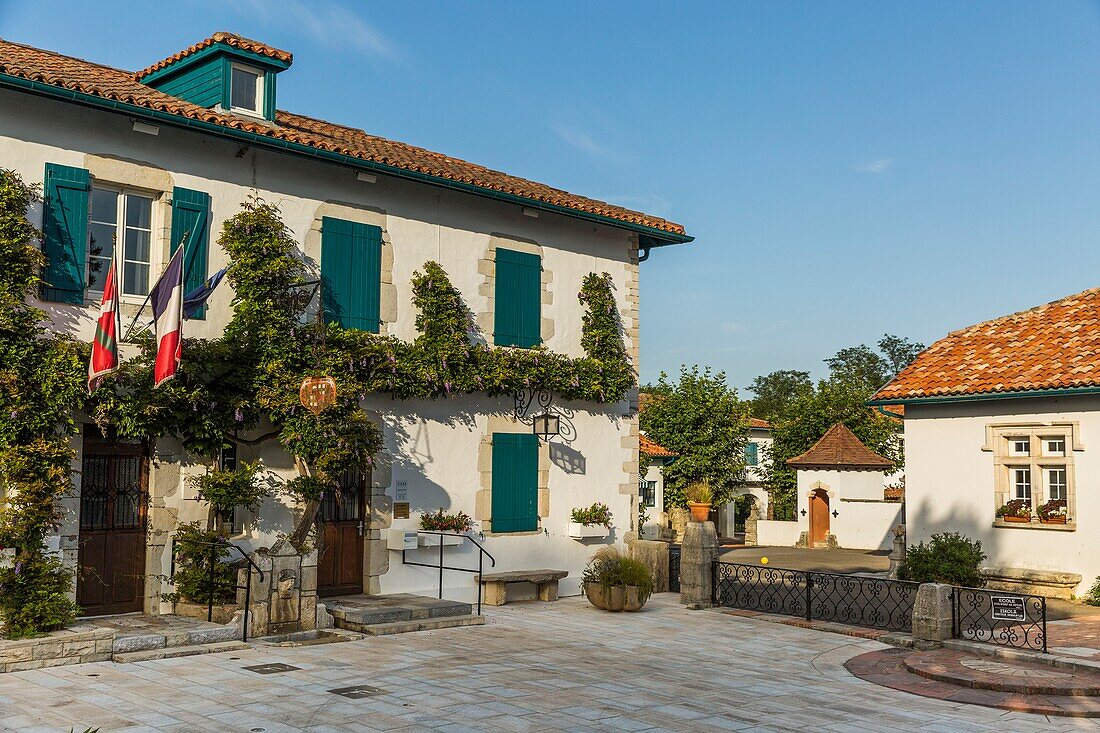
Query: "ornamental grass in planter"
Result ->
[[1038, 498, 1068, 524], [996, 498, 1032, 523], [685, 480, 713, 522], [582, 547, 654, 612]]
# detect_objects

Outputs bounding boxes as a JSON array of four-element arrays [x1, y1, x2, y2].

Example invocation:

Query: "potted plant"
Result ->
[[996, 498, 1032, 524], [568, 502, 613, 539], [582, 547, 654, 612], [1038, 498, 1068, 525], [685, 480, 713, 523], [419, 509, 474, 546]]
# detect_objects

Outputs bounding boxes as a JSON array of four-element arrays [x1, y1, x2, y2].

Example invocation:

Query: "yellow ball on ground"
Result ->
[[760, 557, 769, 565]]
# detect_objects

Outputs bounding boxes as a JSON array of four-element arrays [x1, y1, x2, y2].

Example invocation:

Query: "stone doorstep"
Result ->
[[112, 640, 250, 664], [354, 615, 485, 637], [112, 622, 241, 654]]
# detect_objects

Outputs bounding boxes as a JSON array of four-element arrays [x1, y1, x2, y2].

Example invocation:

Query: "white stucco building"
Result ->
[[716, 418, 773, 539], [0, 33, 691, 615], [756, 423, 902, 550], [871, 287, 1100, 598], [639, 435, 676, 540]]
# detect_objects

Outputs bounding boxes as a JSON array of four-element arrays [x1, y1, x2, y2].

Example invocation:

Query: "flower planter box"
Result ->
[[419, 533, 466, 547], [567, 522, 610, 540], [1001, 515, 1031, 523], [1040, 516, 1068, 525]]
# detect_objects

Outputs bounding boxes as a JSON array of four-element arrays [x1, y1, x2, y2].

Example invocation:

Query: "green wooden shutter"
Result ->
[[493, 248, 541, 348], [491, 433, 539, 533], [320, 216, 382, 332], [171, 187, 211, 320], [40, 163, 91, 303], [744, 442, 759, 466]]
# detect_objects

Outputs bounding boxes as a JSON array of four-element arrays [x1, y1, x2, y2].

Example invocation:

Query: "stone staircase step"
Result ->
[[354, 615, 485, 636], [113, 640, 249, 664]]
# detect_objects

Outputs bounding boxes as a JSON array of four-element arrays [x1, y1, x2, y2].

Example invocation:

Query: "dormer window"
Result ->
[[230, 64, 263, 116]]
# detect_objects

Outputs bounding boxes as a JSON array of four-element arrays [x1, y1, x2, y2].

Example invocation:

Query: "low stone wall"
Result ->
[[981, 566, 1082, 600], [0, 628, 113, 673]]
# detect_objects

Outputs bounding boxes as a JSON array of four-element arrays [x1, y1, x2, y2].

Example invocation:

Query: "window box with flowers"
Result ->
[[419, 509, 474, 546], [568, 503, 613, 539], [996, 499, 1032, 524], [1038, 499, 1068, 525]]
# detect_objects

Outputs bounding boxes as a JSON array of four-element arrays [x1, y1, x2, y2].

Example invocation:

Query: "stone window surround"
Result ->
[[476, 234, 554, 347], [982, 422, 1080, 531], [475, 416, 551, 536], [305, 201, 397, 335]]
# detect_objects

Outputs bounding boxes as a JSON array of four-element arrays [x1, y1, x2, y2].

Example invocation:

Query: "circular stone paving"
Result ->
[[846, 647, 1100, 717]]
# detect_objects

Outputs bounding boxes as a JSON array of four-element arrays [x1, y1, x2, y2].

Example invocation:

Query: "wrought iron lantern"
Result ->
[[531, 412, 560, 441]]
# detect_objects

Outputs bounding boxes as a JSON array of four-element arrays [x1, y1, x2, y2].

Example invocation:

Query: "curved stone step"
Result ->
[[904, 649, 1100, 696]]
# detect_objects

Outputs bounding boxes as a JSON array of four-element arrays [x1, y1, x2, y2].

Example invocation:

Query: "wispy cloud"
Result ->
[[553, 124, 607, 157], [853, 158, 894, 174], [242, 0, 399, 60]]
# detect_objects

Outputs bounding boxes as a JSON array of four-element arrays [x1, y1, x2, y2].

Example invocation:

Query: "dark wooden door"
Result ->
[[809, 489, 830, 547], [317, 468, 366, 597], [77, 437, 148, 616]]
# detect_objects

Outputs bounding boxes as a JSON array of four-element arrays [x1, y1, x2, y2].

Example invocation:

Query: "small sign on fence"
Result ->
[[990, 595, 1026, 622]]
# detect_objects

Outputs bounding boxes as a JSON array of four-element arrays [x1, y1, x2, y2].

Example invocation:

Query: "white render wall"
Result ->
[[2, 88, 643, 607], [794, 469, 900, 551], [905, 396, 1100, 595]]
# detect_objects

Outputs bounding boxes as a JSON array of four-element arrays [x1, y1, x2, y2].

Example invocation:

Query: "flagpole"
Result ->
[[122, 230, 189, 343]]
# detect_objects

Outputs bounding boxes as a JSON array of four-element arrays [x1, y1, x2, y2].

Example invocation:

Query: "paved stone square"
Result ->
[[3, 594, 1100, 732]]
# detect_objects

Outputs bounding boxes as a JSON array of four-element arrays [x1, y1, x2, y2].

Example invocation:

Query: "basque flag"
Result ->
[[87, 262, 120, 392], [150, 246, 185, 387]]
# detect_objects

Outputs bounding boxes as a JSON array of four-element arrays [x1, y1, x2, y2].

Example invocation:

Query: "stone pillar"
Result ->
[[669, 507, 689, 543], [887, 525, 906, 579], [744, 505, 760, 546], [912, 583, 953, 643], [628, 539, 671, 593], [679, 520, 719, 607]]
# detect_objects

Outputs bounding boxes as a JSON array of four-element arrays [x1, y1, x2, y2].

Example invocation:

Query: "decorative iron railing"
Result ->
[[712, 561, 918, 633], [952, 587, 1047, 653]]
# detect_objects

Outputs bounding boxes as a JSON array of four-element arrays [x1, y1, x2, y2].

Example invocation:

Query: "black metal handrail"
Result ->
[[401, 531, 496, 615], [171, 538, 265, 642], [952, 586, 1047, 653], [712, 560, 919, 633]]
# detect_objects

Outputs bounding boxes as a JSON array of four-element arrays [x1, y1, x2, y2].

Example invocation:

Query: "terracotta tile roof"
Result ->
[[749, 418, 771, 429], [884, 484, 904, 502], [135, 33, 293, 79], [0, 37, 686, 238], [640, 435, 676, 458], [787, 423, 893, 471], [874, 287, 1100, 402]]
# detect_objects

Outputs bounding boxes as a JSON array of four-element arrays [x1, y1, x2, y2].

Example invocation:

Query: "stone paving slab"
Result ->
[[1, 595, 1100, 731]]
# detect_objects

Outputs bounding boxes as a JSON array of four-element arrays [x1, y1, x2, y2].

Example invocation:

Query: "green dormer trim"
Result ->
[[140, 41, 289, 122]]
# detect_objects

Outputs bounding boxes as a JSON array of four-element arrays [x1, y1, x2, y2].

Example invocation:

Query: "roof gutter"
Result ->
[[0, 73, 694, 247], [867, 385, 1100, 407]]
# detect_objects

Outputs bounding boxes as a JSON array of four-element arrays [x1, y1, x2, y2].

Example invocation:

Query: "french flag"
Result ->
[[151, 246, 185, 387]]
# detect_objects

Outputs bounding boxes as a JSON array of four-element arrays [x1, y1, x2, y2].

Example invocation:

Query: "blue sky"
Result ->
[[5, 1, 1100, 391]]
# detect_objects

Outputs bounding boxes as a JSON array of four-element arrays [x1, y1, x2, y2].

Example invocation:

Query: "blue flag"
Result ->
[[183, 268, 227, 319]]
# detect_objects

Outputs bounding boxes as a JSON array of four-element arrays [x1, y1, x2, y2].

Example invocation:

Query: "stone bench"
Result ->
[[476, 569, 568, 606], [981, 566, 1082, 600]]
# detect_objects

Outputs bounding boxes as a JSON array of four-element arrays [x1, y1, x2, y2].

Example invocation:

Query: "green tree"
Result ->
[[746, 369, 812, 421], [877, 333, 925, 378], [824, 345, 891, 393], [639, 366, 749, 508]]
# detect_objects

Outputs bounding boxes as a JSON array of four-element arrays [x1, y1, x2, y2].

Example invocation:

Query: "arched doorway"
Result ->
[[809, 489, 830, 547]]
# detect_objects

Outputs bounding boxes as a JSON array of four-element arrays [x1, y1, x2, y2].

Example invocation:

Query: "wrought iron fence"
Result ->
[[952, 587, 1047, 653], [712, 561, 919, 633]]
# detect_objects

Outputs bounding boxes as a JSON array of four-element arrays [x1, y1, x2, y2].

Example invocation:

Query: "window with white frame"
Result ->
[[88, 187, 154, 296], [988, 423, 1078, 527], [230, 64, 263, 115], [639, 480, 656, 508], [1046, 466, 1067, 501], [1011, 467, 1031, 500]]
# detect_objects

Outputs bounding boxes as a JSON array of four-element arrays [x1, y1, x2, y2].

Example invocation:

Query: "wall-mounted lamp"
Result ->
[[532, 412, 560, 441], [132, 120, 159, 136]]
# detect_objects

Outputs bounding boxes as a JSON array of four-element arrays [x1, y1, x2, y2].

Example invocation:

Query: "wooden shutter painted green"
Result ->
[[320, 216, 382, 332], [493, 248, 541, 348], [744, 442, 759, 466], [491, 433, 539, 533], [40, 163, 91, 303], [170, 187, 211, 320]]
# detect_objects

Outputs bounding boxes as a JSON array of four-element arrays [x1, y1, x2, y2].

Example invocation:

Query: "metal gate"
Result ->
[[712, 561, 919, 633], [952, 587, 1047, 653], [668, 544, 681, 593]]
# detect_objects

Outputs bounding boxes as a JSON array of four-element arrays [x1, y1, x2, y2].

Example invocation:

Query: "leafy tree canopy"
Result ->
[[639, 366, 749, 508], [746, 369, 812, 422]]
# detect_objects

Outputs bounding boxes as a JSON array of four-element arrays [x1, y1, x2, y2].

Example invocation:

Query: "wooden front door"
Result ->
[[809, 489, 830, 547], [317, 468, 366, 597], [77, 437, 148, 616]]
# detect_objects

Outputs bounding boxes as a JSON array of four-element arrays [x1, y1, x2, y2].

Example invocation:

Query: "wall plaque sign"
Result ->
[[990, 595, 1026, 622], [393, 502, 410, 520]]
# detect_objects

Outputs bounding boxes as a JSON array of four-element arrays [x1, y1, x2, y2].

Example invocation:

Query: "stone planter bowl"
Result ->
[[585, 582, 650, 612]]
